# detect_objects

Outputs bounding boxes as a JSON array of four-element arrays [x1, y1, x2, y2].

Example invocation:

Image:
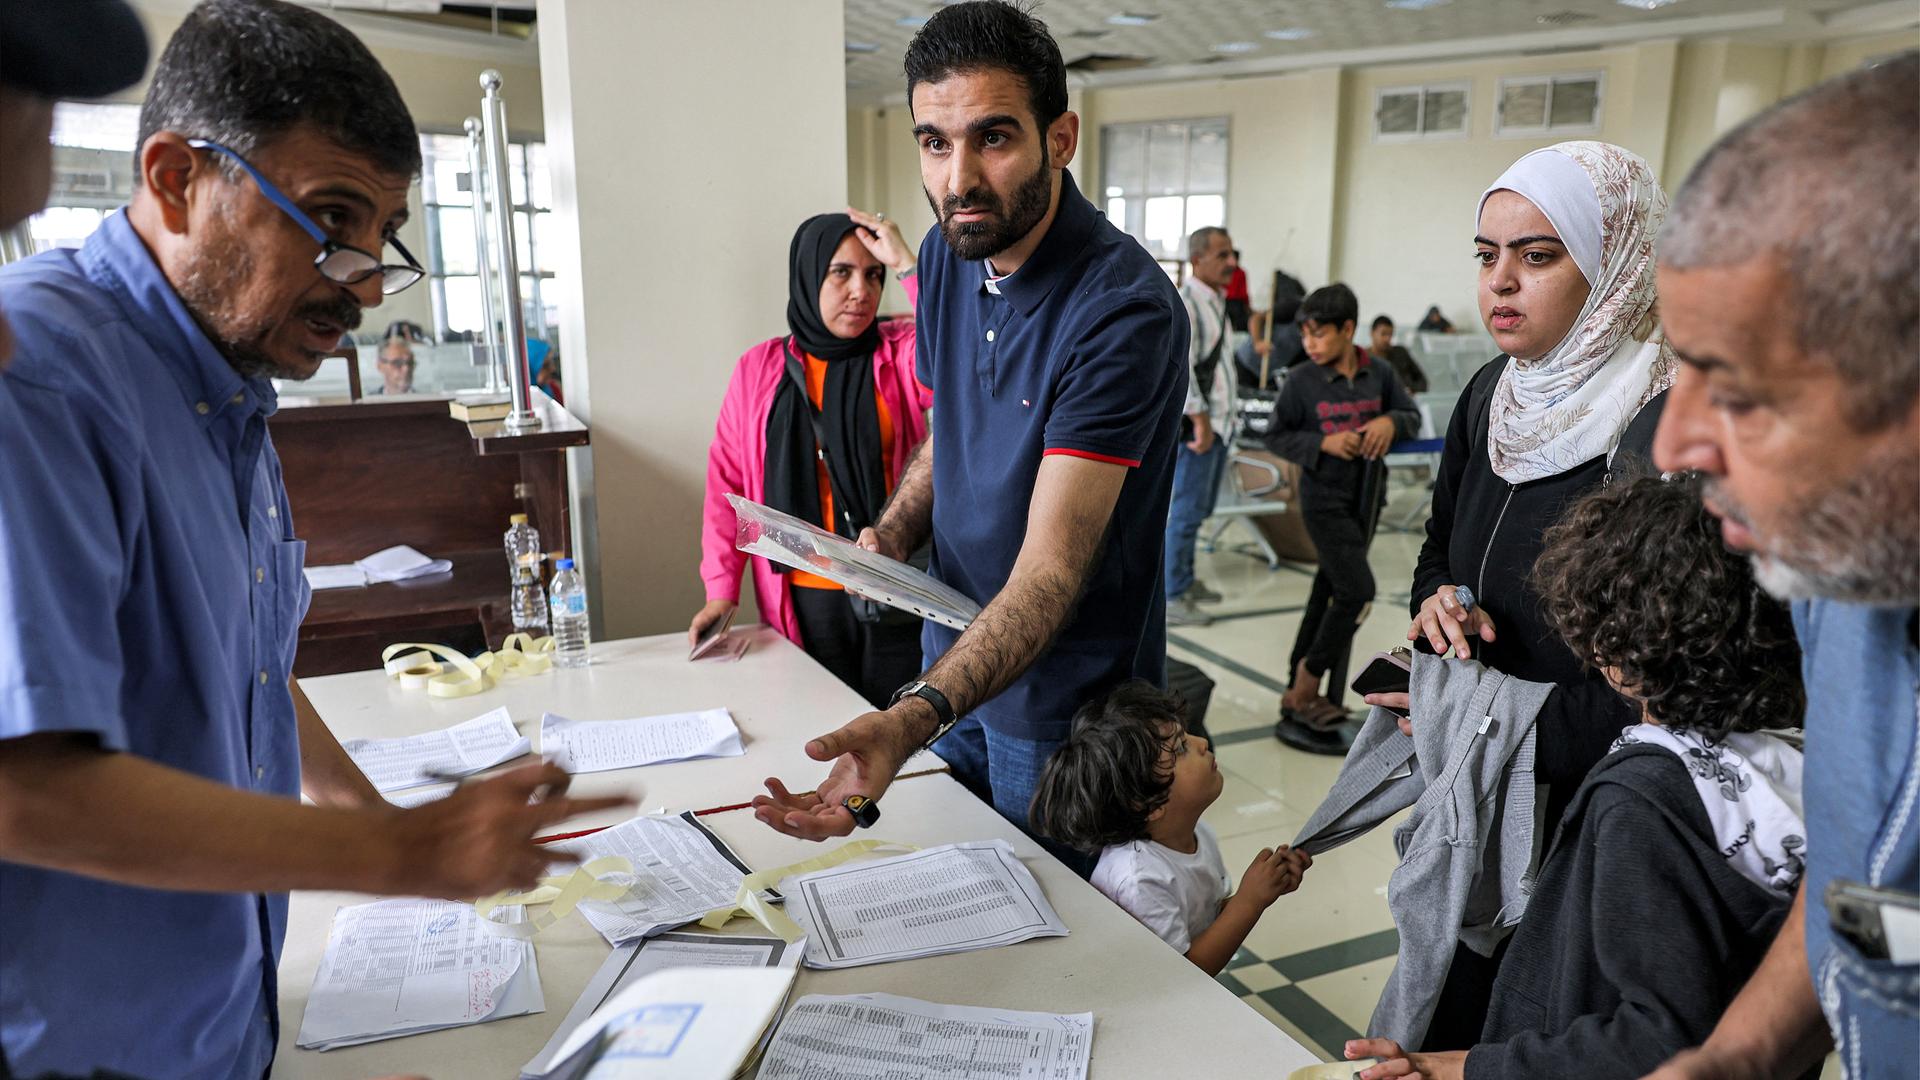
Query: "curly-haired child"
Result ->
[[1029, 681, 1311, 975], [1348, 473, 1809, 1080]]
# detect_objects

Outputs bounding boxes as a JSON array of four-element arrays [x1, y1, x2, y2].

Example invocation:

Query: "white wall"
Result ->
[[538, 0, 848, 639]]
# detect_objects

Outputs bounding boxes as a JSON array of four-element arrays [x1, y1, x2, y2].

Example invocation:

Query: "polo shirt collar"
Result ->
[[1319, 347, 1376, 384], [79, 209, 280, 429], [980, 169, 1099, 318]]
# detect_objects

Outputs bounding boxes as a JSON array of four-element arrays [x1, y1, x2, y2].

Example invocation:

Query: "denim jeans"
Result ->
[[1164, 437, 1227, 601], [933, 715, 1096, 878]]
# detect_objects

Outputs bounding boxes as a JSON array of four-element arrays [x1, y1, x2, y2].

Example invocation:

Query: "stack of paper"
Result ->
[[523, 931, 802, 1080], [303, 544, 454, 590], [520, 967, 796, 1080], [539, 709, 744, 774], [544, 812, 770, 947], [757, 993, 1093, 1080], [296, 899, 543, 1050], [343, 707, 531, 794], [782, 840, 1067, 969]]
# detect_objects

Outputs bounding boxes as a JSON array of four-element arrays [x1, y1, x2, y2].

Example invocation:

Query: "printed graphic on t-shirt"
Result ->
[[1316, 397, 1383, 434]]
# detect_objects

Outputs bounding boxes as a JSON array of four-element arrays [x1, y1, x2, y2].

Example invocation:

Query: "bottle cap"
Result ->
[[509, 513, 528, 524], [556, 558, 575, 571]]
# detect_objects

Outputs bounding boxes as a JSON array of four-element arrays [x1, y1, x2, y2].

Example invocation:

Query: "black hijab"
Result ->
[[763, 214, 889, 541]]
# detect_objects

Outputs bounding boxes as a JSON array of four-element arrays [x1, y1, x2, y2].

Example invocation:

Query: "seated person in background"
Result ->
[[1029, 681, 1311, 975], [1267, 284, 1420, 737], [1415, 304, 1454, 333], [1347, 473, 1807, 1080], [1370, 315, 1428, 394], [372, 318, 422, 394]]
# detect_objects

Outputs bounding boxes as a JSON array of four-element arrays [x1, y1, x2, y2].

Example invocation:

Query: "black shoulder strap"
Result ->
[[1605, 387, 1671, 486], [1466, 355, 1512, 462]]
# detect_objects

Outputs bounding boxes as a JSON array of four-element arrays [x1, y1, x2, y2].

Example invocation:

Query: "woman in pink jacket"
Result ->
[[692, 208, 931, 707]]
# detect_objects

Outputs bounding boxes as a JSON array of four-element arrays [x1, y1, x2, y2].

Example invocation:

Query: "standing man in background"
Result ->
[[1646, 53, 1918, 1080], [753, 0, 1186, 871], [1165, 225, 1237, 628], [0, 3, 626, 1075]]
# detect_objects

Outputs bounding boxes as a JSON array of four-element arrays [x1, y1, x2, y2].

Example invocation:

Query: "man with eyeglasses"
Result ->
[[0, 2, 626, 1077], [374, 320, 425, 396]]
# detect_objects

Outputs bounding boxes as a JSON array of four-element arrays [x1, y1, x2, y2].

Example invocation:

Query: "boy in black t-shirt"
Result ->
[[1265, 285, 1420, 746]]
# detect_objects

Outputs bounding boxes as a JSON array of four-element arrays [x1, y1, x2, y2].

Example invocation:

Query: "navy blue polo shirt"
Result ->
[[915, 170, 1188, 740]]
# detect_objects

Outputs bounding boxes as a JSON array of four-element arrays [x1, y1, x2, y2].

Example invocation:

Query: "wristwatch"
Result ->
[[891, 679, 956, 749]]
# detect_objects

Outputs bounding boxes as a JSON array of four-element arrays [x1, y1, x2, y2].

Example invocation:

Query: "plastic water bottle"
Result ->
[[505, 514, 548, 633], [510, 553, 548, 633], [548, 557, 591, 668], [504, 513, 541, 581]]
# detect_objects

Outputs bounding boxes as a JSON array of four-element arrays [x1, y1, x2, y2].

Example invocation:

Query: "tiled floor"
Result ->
[[1173, 479, 1428, 1060], [1177, 478, 1843, 1078]]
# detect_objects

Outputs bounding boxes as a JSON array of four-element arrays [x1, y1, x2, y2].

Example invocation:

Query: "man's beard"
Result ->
[[1705, 445, 1920, 606], [926, 155, 1053, 263], [174, 218, 360, 380]]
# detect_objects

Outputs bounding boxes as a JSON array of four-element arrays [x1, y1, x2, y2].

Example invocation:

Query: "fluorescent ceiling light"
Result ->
[[1211, 41, 1260, 54], [1263, 27, 1314, 40], [845, 41, 880, 53], [1107, 12, 1162, 27], [1616, 0, 1681, 8], [1385, 0, 1452, 10], [896, 15, 929, 27]]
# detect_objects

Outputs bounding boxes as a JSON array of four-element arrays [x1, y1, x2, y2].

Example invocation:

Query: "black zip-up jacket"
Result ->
[[1464, 746, 1802, 1080], [1411, 357, 1639, 831], [1266, 348, 1422, 507]]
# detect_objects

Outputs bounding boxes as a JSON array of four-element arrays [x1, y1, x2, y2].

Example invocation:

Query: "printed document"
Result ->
[[342, 706, 530, 793], [523, 931, 801, 1079], [784, 840, 1067, 969], [296, 899, 542, 1050], [540, 709, 744, 774], [545, 811, 768, 946], [519, 967, 795, 1080], [758, 992, 1093, 1080]]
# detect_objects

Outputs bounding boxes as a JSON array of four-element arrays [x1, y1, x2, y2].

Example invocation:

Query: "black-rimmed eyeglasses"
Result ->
[[187, 138, 424, 296]]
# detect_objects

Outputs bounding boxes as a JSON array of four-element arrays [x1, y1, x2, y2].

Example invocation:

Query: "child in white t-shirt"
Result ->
[[1030, 681, 1311, 974]]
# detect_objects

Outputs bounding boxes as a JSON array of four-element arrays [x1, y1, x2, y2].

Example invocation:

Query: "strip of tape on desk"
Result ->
[[472, 834, 907, 943], [383, 633, 555, 698]]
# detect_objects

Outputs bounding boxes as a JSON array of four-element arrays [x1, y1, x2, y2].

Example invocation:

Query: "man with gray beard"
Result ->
[[1646, 53, 1919, 1080]]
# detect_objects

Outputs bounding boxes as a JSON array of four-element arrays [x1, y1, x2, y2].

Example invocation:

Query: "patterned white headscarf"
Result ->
[[1478, 141, 1677, 483], [1613, 725, 1807, 894]]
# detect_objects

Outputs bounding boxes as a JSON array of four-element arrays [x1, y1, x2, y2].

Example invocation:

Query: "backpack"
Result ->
[[1465, 355, 1668, 486]]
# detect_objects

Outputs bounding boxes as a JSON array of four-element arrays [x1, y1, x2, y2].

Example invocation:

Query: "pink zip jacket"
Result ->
[[700, 276, 929, 645]]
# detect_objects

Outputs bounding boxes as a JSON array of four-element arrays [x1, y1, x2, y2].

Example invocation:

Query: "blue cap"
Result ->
[[556, 557, 575, 571]]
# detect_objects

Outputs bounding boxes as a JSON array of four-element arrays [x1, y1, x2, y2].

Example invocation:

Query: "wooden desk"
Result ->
[[275, 633, 1319, 1078], [270, 395, 586, 677]]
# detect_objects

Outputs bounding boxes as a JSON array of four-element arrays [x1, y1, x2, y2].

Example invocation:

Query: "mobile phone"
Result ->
[[1825, 879, 1920, 963], [689, 607, 736, 661], [1351, 648, 1412, 716]]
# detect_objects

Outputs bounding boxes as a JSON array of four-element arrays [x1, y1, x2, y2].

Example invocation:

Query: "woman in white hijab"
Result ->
[[1367, 140, 1677, 1052]]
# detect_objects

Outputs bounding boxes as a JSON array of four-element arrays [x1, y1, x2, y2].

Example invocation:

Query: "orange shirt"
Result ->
[[792, 352, 893, 591]]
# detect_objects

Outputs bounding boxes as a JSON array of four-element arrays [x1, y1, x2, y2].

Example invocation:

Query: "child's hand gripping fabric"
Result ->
[[1237, 844, 1312, 908]]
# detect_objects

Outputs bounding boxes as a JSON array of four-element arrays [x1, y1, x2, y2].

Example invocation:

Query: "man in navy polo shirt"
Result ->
[[753, 1, 1187, 866]]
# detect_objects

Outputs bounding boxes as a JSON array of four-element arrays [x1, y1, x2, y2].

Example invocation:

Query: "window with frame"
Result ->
[[1099, 117, 1228, 280], [417, 132, 560, 343], [1495, 74, 1603, 137], [25, 102, 141, 253], [1373, 83, 1471, 141]]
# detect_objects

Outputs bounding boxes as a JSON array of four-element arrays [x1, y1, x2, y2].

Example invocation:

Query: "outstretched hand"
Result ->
[[751, 707, 922, 840]]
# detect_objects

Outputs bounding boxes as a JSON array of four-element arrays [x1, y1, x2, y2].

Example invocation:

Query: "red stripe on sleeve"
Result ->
[[1043, 448, 1142, 468]]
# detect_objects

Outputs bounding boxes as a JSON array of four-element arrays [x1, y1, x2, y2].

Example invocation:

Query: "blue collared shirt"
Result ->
[[0, 210, 309, 1079], [914, 170, 1187, 740], [1794, 599, 1920, 1078]]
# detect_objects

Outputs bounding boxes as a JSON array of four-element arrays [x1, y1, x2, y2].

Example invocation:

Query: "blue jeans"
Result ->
[[934, 716, 1095, 878], [1164, 437, 1227, 601]]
